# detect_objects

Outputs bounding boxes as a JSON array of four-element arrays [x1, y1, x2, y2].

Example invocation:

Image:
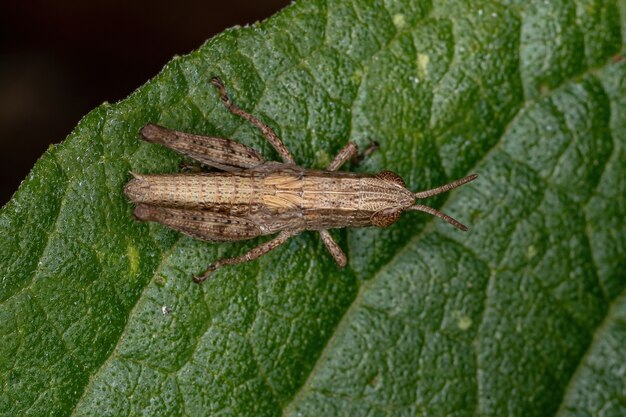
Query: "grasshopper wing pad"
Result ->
[[375, 170, 405, 187], [133, 204, 263, 242], [141, 124, 264, 171]]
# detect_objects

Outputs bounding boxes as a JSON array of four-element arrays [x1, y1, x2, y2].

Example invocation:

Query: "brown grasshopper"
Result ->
[[124, 77, 477, 283]]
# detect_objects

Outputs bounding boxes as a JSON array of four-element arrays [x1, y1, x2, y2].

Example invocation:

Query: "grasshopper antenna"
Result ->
[[413, 174, 478, 199], [409, 173, 478, 231], [407, 205, 468, 231]]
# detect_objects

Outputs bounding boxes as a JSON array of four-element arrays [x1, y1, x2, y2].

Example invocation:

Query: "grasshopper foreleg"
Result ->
[[210, 77, 296, 164], [194, 231, 296, 283]]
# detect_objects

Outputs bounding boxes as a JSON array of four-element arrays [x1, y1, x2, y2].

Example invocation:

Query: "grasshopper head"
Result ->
[[371, 172, 478, 231]]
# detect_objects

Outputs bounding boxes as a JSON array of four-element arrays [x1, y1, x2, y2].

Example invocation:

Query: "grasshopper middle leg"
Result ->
[[327, 141, 358, 171], [319, 230, 347, 267], [315, 141, 359, 267]]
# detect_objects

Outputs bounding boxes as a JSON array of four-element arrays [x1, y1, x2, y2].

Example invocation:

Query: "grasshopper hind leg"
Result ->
[[133, 205, 295, 283], [210, 77, 296, 164], [133, 205, 264, 242], [140, 124, 264, 172], [194, 231, 295, 283]]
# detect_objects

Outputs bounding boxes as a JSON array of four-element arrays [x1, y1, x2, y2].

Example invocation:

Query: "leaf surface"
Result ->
[[1, 1, 625, 416]]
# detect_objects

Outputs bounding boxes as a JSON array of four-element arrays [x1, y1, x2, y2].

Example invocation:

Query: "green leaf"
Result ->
[[1, 0, 625, 416]]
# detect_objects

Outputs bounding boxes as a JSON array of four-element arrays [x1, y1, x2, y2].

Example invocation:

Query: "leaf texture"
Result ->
[[0, 1, 625, 416]]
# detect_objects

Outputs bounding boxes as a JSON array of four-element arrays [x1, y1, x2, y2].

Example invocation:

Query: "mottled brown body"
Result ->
[[125, 77, 477, 282], [126, 165, 415, 233]]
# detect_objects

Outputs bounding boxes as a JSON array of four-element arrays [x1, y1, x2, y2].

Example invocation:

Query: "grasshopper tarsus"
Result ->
[[349, 140, 379, 166], [363, 140, 379, 157], [209, 77, 232, 106], [125, 78, 478, 282], [193, 267, 215, 284], [209, 76, 224, 89]]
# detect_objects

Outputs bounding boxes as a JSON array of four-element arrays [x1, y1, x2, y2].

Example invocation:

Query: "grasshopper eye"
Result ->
[[371, 208, 402, 228], [376, 171, 405, 187]]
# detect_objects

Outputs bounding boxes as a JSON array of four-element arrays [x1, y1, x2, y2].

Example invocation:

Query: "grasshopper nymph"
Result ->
[[124, 77, 477, 283]]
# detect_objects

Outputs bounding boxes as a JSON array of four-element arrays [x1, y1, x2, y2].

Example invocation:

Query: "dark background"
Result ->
[[0, 0, 290, 206]]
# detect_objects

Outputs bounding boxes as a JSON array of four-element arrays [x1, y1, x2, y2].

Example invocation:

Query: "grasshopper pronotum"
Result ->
[[124, 77, 477, 282]]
